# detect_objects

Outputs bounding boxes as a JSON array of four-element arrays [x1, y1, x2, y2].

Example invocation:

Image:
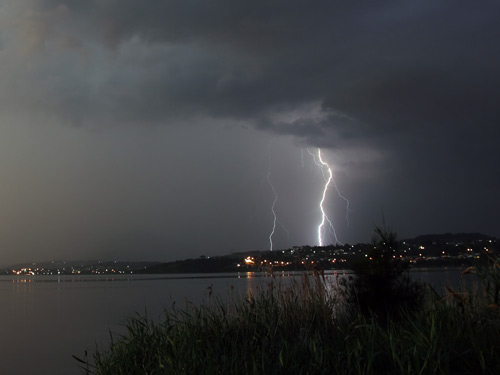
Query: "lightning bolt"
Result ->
[[307, 148, 349, 246], [267, 169, 278, 251], [316, 149, 338, 246], [266, 141, 292, 250], [332, 179, 350, 227]]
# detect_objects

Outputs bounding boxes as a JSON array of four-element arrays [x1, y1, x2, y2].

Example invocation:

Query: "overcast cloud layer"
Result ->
[[0, 1, 498, 265]]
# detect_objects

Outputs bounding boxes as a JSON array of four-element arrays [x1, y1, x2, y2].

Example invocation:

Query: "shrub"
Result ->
[[345, 225, 425, 318]]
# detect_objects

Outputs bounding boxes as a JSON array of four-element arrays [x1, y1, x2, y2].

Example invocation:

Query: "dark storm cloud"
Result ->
[[15, 0, 499, 148]]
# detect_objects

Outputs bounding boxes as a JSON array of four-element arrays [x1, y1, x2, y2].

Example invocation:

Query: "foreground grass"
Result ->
[[76, 274, 500, 375]]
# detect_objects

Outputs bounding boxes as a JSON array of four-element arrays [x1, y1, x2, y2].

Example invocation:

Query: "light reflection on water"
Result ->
[[0, 268, 477, 375]]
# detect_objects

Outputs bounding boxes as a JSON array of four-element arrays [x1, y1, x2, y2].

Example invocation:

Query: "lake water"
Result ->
[[0, 268, 473, 375]]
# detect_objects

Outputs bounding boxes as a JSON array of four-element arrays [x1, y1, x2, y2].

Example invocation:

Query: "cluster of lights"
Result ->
[[329, 258, 347, 264], [11, 266, 131, 275], [12, 268, 36, 276], [242, 256, 293, 268]]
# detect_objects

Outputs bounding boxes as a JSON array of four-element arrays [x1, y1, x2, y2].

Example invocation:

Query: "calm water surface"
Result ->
[[0, 269, 472, 375]]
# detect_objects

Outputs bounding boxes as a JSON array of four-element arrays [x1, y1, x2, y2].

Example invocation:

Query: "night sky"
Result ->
[[0, 1, 498, 265]]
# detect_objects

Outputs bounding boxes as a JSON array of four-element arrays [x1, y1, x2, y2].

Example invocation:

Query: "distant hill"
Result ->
[[3, 232, 497, 274], [8, 260, 160, 269], [404, 233, 495, 245], [3, 260, 161, 274], [138, 257, 237, 274]]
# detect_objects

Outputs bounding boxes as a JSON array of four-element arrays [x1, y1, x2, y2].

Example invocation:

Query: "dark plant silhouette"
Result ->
[[346, 224, 424, 318], [470, 252, 500, 307]]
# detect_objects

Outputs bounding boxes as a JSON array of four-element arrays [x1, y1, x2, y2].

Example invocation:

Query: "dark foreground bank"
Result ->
[[76, 266, 500, 375]]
